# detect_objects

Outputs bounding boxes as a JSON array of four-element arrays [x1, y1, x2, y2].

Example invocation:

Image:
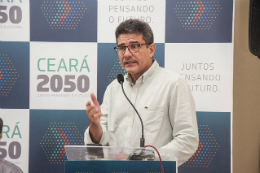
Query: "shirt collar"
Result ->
[[126, 59, 159, 85]]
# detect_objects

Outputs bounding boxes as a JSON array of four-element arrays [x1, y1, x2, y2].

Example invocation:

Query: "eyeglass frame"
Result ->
[[114, 43, 150, 55]]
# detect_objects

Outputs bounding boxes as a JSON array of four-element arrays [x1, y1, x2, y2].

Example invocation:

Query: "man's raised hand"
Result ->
[[86, 93, 103, 143], [86, 93, 102, 125]]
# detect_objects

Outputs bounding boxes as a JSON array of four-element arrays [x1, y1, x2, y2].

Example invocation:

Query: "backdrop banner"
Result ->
[[0, 0, 234, 173]]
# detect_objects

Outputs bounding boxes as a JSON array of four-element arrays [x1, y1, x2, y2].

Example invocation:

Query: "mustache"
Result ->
[[124, 60, 137, 64], [123, 58, 137, 64]]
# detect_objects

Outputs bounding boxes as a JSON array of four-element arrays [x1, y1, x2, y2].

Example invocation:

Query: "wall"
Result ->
[[233, 0, 260, 173]]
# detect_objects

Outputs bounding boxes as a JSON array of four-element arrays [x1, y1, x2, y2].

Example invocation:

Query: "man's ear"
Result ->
[[0, 134, 2, 140], [149, 43, 156, 58]]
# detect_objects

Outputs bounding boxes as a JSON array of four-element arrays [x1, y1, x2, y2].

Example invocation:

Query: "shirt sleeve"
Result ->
[[84, 86, 110, 146], [161, 77, 199, 166]]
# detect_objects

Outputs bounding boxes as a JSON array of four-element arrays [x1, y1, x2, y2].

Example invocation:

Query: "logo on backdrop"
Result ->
[[174, 1, 222, 30], [40, 122, 84, 164], [30, 42, 97, 110], [0, 0, 29, 41], [0, 0, 23, 29], [0, 54, 19, 97], [29, 110, 88, 173], [0, 122, 22, 160], [0, 42, 29, 109], [41, 1, 87, 30], [36, 55, 90, 97], [182, 125, 220, 168], [30, 0, 97, 42], [179, 112, 231, 173], [165, 0, 233, 43]]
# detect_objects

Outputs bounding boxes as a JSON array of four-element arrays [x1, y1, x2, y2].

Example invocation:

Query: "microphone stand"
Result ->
[[119, 81, 145, 147], [117, 74, 155, 161]]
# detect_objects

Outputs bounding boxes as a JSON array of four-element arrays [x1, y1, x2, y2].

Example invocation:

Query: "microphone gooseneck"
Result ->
[[117, 74, 145, 147]]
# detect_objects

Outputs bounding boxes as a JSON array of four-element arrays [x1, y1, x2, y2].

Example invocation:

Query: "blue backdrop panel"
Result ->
[[97, 43, 165, 103], [0, 42, 29, 109], [29, 110, 89, 173], [166, 0, 233, 43], [179, 112, 231, 173], [30, 0, 97, 42]]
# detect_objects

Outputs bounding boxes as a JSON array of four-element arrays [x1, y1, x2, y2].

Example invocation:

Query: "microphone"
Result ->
[[117, 74, 145, 147], [117, 73, 124, 84]]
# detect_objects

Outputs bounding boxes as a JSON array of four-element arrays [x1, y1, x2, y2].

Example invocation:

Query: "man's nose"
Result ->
[[124, 47, 132, 57]]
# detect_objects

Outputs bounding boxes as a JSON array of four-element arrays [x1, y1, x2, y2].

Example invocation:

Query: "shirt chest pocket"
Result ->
[[142, 105, 165, 133]]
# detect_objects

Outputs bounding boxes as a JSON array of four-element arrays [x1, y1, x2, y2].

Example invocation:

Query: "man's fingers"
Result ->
[[86, 101, 91, 106], [87, 105, 101, 117], [86, 93, 102, 124], [86, 101, 93, 113], [93, 112, 103, 119], [90, 93, 99, 107], [87, 109, 102, 125]]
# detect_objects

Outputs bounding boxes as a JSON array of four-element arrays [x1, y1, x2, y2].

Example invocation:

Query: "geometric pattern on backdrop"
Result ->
[[107, 59, 126, 83], [41, 1, 87, 30], [179, 112, 231, 173], [174, 1, 222, 30], [40, 122, 84, 164], [30, 0, 97, 42], [166, 0, 233, 43], [0, 42, 29, 109], [29, 110, 88, 173], [182, 124, 220, 168], [0, 54, 19, 97]]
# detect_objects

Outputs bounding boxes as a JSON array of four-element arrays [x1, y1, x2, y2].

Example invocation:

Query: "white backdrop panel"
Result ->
[[98, 0, 165, 43], [165, 43, 233, 112], [30, 42, 97, 110], [0, 109, 29, 173], [0, 1, 30, 41]]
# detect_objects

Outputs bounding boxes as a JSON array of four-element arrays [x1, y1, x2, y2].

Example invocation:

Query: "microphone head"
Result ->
[[117, 74, 124, 84]]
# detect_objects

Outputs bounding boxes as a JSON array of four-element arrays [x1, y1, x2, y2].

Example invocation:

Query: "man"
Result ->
[[0, 118, 24, 173], [84, 19, 199, 166]]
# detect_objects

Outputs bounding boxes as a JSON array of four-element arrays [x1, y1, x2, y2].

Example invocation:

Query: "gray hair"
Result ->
[[115, 19, 154, 46]]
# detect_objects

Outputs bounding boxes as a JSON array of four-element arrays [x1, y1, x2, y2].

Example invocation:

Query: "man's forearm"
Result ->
[[89, 123, 103, 143]]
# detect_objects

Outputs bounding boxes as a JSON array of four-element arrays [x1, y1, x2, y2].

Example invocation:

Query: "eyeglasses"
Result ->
[[114, 43, 148, 55]]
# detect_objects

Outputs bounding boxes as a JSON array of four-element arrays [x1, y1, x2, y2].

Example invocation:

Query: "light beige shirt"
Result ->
[[84, 60, 199, 166]]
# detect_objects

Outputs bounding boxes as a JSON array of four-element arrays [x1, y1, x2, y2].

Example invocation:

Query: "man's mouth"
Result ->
[[124, 61, 137, 65]]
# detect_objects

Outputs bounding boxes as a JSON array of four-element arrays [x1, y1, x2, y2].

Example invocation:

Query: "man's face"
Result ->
[[117, 33, 155, 82]]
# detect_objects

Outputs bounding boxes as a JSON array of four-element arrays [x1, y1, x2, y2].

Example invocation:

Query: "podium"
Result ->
[[64, 145, 177, 173]]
